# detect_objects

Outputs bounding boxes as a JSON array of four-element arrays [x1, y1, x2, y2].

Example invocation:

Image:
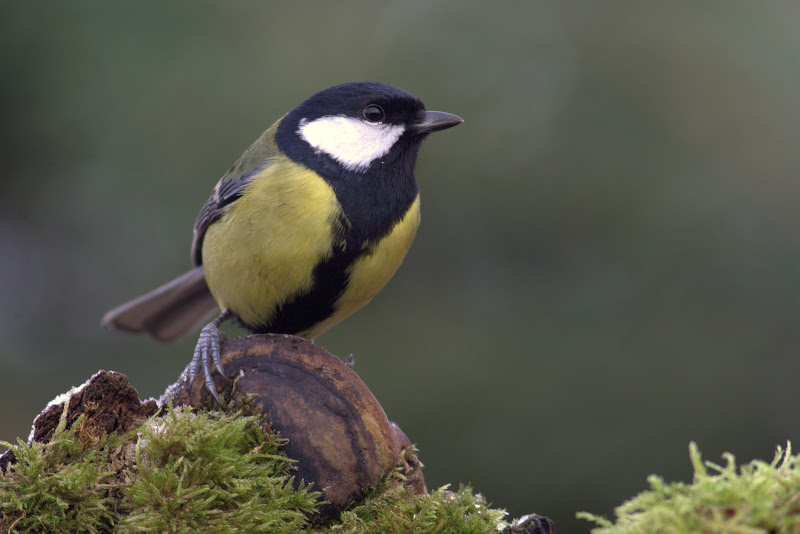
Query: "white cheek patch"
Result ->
[[298, 116, 405, 172]]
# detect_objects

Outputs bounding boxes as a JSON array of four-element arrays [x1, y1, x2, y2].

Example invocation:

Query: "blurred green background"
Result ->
[[3, 2, 800, 531]]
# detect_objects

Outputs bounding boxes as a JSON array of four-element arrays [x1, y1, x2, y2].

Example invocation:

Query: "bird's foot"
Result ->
[[188, 317, 231, 405]]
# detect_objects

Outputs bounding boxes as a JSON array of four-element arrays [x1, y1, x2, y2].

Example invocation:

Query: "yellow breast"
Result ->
[[201, 158, 421, 339], [305, 196, 420, 338], [201, 160, 340, 328]]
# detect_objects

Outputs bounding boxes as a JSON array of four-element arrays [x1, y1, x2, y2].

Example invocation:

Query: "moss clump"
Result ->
[[1, 405, 319, 533], [118, 406, 319, 533], [0, 409, 120, 533], [322, 477, 508, 534], [579, 442, 800, 533], [0, 403, 514, 533]]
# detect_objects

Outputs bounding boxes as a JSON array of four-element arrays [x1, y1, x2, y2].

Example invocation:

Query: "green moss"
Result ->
[[118, 406, 319, 533], [321, 480, 508, 534], [1, 405, 319, 533], [0, 410, 120, 533], [579, 442, 800, 533], [0, 402, 511, 533]]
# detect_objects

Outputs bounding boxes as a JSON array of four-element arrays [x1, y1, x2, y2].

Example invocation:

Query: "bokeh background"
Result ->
[[3, 2, 800, 531]]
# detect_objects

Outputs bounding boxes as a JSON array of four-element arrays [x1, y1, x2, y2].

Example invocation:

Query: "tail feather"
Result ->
[[102, 266, 219, 342]]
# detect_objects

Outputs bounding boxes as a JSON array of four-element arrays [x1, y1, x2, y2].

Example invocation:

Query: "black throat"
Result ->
[[276, 117, 421, 248]]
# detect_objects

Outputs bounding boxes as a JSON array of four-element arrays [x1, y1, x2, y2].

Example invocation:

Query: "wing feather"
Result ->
[[191, 129, 280, 265]]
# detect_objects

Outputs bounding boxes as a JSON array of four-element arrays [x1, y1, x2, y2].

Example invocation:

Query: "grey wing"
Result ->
[[190, 160, 271, 266], [104, 171, 262, 341], [190, 130, 280, 266], [103, 133, 279, 341]]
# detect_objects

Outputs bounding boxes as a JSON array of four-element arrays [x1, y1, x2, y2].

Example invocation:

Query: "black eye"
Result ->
[[362, 104, 384, 122]]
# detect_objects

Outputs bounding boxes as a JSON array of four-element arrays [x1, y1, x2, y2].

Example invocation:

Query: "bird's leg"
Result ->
[[188, 309, 233, 405]]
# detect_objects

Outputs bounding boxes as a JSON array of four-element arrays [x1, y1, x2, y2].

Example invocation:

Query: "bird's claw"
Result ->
[[188, 321, 229, 405]]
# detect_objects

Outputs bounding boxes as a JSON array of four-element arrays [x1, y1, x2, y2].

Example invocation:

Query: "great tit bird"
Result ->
[[102, 81, 462, 403]]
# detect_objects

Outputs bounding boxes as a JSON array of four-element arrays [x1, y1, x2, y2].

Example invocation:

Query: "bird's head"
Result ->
[[276, 81, 462, 177]]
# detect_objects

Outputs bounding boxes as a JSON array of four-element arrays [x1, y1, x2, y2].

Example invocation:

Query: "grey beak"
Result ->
[[413, 110, 464, 135]]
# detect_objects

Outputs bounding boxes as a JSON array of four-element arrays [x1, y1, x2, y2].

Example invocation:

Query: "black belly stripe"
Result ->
[[247, 246, 361, 335], [245, 172, 420, 335], [246, 188, 418, 336], [257, 120, 422, 335]]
